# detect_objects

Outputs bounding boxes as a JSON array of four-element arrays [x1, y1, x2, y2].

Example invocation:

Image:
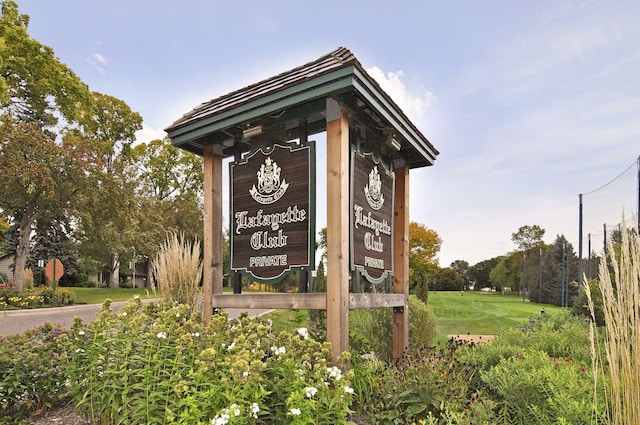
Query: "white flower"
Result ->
[[304, 386, 318, 398], [271, 345, 286, 356], [78, 331, 85, 336], [344, 385, 354, 394], [227, 342, 236, 351], [328, 366, 342, 381], [121, 311, 127, 317], [133, 295, 140, 300], [191, 332, 200, 337], [75, 348, 85, 353], [243, 371, 249, 377], [251, 402, 260, 419], [156, 331, 167, 339], [290, 407, 301, 416], [211, 411, 230, 425], [176, 313, 181, 318], [230, 403, 240, 416], [297, 327, 309, 340]]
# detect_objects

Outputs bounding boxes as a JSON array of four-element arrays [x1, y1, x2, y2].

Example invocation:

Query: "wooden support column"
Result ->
[[392, 162, 410, 359], [203, 146, 224, 325], [326, 98, 350, 363]]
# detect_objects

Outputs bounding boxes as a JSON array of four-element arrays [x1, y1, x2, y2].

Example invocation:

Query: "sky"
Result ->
[[16, 0, 640, 267]]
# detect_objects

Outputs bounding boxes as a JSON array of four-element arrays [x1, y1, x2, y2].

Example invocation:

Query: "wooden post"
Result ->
[[203, 146, 224, 325], [326, 98, 350, 362], [392, 162, 410, 359]]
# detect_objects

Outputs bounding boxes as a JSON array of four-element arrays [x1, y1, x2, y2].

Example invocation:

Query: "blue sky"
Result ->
[[18, 0, 640, 266]]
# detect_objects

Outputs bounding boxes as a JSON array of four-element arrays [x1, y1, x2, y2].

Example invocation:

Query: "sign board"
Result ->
[[351, 149, 394, 283], [230, 141, 315, 282], [45, 258, 64, 283]]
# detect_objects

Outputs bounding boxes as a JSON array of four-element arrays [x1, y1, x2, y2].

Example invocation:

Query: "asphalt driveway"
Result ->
[[0, 299, 273, 336]]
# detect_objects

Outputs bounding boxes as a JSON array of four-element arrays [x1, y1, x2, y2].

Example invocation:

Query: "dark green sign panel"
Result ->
[[351, 149, 394, 284], [230, 142, 315, 282]]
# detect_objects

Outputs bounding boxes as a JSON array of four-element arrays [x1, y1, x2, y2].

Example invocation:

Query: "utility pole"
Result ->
[[578, 193, 583, 288], [538, 247, 542, 303]]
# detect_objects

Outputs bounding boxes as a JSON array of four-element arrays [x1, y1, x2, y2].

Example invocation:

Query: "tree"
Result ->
[[468, 256, 501, 290], [512, 224, 545, 252], [75, 92, 142, 288], [0, 121, 91, 290], [128, 137, 204, 276], [539, 235, 579, 306], [450, 260, 470, 289], [0, 217, 8, 252], [489, 255, 519, 292], [429, 267, 465, 291], [0, 1, 91, 290], [0, 1, 90, 125], [409, 221, 442, 293]]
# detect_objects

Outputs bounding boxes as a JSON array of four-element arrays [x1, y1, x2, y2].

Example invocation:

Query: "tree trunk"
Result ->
[[109, 252, 120, 288], [13, 208, 37, 292]]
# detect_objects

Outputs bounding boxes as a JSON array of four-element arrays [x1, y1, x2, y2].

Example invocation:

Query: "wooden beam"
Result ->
[[349, 293, 405, 309], [212, 293, 326, 310], [203, 146, 224, 325], [392, 162, 410, 359], [326, 98, 350, 363]]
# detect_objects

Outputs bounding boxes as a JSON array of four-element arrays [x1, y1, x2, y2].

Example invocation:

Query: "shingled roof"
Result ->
[[165, 47, 438, 168]]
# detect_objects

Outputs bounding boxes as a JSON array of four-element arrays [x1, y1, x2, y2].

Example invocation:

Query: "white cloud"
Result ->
[[366, 66, 438, 123], [89, 53, 108, 73], [135, 124, 166, 145]]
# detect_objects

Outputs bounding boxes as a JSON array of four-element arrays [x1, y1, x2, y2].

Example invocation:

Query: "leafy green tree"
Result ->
[[0, 122, 91, 290], [75, 92, 142, 288], [429, 267, 464, 291], [409, 221, 442, 294], [0, 1, 90, 125], [489, 255, 519, 292], [512, 224, 545, 252], [468, 256, 501, 290], [450, 260, 470, 289], [127, 137, 204, 282], [0, 217, 8, 252], [0, 1, 91, 290]]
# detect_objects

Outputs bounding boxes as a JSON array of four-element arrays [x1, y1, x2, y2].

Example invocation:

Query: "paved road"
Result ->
[[0, 299, 273, 336]]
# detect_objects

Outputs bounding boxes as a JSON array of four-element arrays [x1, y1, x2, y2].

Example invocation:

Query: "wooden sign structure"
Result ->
[[165, 47, 439, 362]]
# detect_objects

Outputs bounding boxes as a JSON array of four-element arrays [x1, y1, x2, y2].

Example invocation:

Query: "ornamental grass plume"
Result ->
[[585, 214, 640, 424], [150, 232, 202, 312]]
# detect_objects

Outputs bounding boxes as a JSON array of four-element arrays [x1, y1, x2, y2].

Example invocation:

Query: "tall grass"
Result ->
[[585, 215, 640, 424], [150, 232, 202, 312]]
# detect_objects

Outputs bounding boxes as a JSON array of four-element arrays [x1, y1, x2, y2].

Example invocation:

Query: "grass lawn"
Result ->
[[72, 287, 156, 304], [261, 291, 563, 344], [427, 291, 562, 341]]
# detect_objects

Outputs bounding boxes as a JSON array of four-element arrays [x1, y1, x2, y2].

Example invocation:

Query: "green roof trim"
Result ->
[[165, 47, 438, 168]]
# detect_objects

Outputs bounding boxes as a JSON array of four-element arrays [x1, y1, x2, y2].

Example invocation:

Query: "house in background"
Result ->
[[0, 253, 13, 283]]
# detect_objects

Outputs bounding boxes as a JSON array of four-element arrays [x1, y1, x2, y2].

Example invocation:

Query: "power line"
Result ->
[[582, 160, 636, 196]]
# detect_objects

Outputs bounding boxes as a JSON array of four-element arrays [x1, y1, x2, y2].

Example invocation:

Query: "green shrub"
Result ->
[[350, 296, 437, 362], [66, 297, 353, 424], [350, 339, 485, 424], [0, 323, 73, 423], [480, 350, 597, 424]]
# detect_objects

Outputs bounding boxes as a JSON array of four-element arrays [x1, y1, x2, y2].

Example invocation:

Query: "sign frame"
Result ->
[[350, 148, 395, 284], [229, 140, 316, 283]]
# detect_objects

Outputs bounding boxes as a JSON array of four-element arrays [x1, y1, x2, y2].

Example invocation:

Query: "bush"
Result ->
[[350, 339, 487, 424], [350, 296, 437, 361], [66, 297, 353, 424], [480, 350, 597, 424], [0, 323, 73, 423]]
